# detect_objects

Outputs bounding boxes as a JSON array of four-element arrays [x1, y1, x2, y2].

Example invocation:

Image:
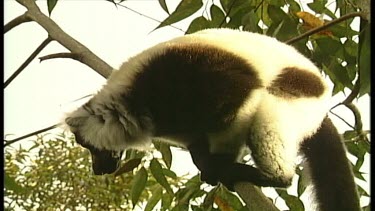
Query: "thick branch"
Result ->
[[4, 36, 53, 88], [235, 182, 279, 210], [286, 12, 364, 44], [345, 103, 363, 131], [15, 0, 113, 78], [4, 13, 32, 33], [342, 78, 361, 105]]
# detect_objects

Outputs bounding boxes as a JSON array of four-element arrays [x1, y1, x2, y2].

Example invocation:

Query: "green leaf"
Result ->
[[296, 167, 309, 197], [125, 149, 145, 160], [220, 0, 249, 15], [346, 141, 363, 157], [267, 5, 289, 23], [150, 158, 174, 195], [242, 10, 261, 33], [186, 16, 211, 34], [269, 0, 284, 7], [113, 158, 142, 177], [47, 0, 58, 16], [131, 167, 148, 207], [219, 0, 252, 28], [343, 130, 358, 140], [162, 168, 177, 179], [331, 60, 353, 89], [4, 173, 25, 194], [330, 23, 358, 38], [267, 5, 298, 40], [161, 191, 173, 210], [285, 0, 301, 14], [358, 20, 370, 97], [343, 39, 358, 57], [191, 205, 205, 211], [219, 0, 230, 13], [171, 203, 189, 211], [357, 183, 370, 197], [144, 185, 163, 211], [271, 20, 285, 37], [175, 175, 204, 206], [276, 189, 305, 211], [154, 0, 203, 31], [315, 37, 342, 54], [216, 185, 245, 210], [210, 4, 226, 27], [157, 143, 173, 169], [158, 0, 170, 14], [307, 0, 327, 14], [323, 66, 344, 94], [202, 186, 218, 209]]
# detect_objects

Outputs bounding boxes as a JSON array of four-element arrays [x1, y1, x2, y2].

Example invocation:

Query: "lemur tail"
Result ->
[[300, 117, 361, 211]]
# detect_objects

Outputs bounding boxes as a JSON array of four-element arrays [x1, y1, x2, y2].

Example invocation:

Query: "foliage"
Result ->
[[4, 133, 249, 210], [5, 0, 370, 210], [5, 133, 138, 210], [152, 0, 370, 97]]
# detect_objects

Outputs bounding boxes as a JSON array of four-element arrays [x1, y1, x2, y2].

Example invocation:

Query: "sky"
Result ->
[[4, 0, 370, 209], [4, 0, 200, 188]]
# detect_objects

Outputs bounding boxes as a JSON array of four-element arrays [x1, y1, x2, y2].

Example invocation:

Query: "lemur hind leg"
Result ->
[[188, 137, 292, 191]]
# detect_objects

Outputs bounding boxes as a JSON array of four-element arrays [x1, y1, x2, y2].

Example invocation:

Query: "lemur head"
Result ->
[[65, 116, 123, 175]]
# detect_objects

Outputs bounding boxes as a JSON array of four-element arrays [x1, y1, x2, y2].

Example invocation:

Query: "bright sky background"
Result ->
[[4, 0, 370, 209]]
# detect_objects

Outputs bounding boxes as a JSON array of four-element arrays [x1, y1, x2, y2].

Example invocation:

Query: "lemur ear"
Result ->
[[65, 106, 91, 129], [65, 116, 87, 128]]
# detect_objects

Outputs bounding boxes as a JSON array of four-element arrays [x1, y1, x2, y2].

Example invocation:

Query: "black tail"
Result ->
[[300, 117, 361, 211]]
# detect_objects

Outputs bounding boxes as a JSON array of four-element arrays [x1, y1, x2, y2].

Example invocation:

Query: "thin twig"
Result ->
[[110, 0, 185, 32], [4, 124, 61, 147], [4, 13, 32, 34], [329, 110, 355, 130], [286, 12, 363, 44], [4, 36, 53, 88], [39, 52, 81, 62]]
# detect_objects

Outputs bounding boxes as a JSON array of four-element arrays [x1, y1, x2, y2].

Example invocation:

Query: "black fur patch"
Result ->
[[300, 117, 360, 211], [73, 131, 122, 175], [267, 67, 325, 98], [125, 44, 261, 135]]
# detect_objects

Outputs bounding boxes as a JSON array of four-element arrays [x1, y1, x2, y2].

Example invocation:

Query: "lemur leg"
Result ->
[[188, 136, 293, 191], [187, 138, 224, 186]]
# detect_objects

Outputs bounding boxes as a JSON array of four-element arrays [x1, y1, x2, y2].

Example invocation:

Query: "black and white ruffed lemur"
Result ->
[[64, 28, 361, 211]]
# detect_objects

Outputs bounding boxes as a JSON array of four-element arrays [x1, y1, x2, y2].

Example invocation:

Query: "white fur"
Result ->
[[65, 29, 331, 178]]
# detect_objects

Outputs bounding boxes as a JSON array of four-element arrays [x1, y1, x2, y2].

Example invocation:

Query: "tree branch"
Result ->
[[4, 124, 61, 147], [39, 52, 81, 62], [329, 109, 355, 130], [286, 12, 364, 44], [110, 0, 185, 33], [4, 36, 53, 88], [345, 103, 363, 131], [235, 182, 279, 210], [15, 0, 113, 78], [4, 13, 32, 34], [342, 79, 361, 105]]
